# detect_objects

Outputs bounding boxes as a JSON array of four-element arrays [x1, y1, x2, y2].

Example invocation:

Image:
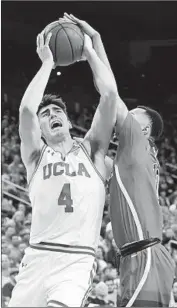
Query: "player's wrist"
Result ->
[[84, 47, 95, 60], [42, 59, 55, 69]]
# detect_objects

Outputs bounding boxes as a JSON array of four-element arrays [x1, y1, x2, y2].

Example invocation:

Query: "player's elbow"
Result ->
[[103, 79, 118, 97], [19, 103, 36, 118], [102, 88, 118, 106]]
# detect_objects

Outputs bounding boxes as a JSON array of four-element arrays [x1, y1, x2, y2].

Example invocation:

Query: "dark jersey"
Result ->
[[110, 113, 163, 248]]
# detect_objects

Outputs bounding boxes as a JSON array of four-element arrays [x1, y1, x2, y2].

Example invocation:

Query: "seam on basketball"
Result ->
[[54, 27, 63, 63], [61, 26, 84, 41], [45, 24, 60, 35], [59, 22, 74, 63], [62, 27, 84, 58]]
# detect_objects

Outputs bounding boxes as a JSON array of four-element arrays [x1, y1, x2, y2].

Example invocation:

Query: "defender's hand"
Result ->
[[36, 32, 54, 67], [63, 13, 99, 38]]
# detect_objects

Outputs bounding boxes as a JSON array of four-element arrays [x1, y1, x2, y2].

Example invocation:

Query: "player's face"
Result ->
[[38, 104, 71, 142], [2, 254, 10, 269], [130, 108, 151, 138]]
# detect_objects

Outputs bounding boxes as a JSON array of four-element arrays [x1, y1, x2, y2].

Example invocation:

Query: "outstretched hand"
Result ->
[[36, 31, 55, 68], [61, 13, 99, 39]]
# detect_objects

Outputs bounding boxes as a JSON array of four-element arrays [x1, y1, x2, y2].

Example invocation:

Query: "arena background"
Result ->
[[1, 1, 177, 306]]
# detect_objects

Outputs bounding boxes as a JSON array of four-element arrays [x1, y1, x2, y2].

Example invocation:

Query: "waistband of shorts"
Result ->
[[29, 241, 96, 257], [120, 238, 161, 258]]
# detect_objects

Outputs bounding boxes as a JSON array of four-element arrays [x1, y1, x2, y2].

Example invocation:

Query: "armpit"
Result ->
[[29, 149, 41, 166]]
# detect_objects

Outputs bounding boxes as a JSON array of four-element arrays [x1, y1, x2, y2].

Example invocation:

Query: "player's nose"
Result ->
[[50, 113, 57, 119]]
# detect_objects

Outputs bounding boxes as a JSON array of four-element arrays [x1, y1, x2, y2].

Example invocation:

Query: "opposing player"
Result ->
[[8, 27, 118, 307], [109, 105, 175, 306], [66, 13, 175, 307]]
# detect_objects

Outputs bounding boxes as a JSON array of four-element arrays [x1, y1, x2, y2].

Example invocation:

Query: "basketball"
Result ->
[[44, 21, 84, 66]]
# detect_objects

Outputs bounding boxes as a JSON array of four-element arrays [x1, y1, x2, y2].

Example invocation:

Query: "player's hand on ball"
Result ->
[[63, 13, 99, 39], [36, 32, 55, 68]]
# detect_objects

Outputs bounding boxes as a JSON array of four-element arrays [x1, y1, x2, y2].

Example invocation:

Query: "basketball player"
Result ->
[[66, 13, 175, 307], [8, 27, 118, 307]]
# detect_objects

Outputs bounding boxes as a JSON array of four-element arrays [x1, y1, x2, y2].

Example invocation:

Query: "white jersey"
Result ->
[[28, 142, 105, 253]]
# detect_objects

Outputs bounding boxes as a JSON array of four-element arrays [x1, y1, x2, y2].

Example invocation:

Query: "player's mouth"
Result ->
[[50, 120, 63, 130]]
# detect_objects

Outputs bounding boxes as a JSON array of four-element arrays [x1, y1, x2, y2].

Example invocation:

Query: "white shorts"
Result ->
[[8, 246, 95, 307]]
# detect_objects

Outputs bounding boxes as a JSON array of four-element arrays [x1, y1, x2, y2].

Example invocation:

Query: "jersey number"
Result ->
[[58, 183, 74, 213]]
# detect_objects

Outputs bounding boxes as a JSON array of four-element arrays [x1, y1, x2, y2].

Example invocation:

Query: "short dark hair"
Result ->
[[37, 94, 68, 117], [138, 105, 164, 140]]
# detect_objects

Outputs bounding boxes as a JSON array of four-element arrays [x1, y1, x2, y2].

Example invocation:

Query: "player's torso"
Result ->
[[28, 143, 105, 249], [110, 148, 163, 247]]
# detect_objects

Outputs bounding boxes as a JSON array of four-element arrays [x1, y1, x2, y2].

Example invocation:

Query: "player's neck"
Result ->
[[48, 135, 74, 155]]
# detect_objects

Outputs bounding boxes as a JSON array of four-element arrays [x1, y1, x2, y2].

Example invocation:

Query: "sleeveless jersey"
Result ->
[[110, 113, 163, 248], [28, 142, 105, 251]]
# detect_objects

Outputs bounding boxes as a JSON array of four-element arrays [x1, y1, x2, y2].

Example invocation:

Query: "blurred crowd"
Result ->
[[1, 90, 177, 307]]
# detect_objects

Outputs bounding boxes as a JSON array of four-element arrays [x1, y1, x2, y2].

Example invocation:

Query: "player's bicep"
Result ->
[[19, 108, 43, 166], [85, 91, 118, 156], [118, 113, 148, 162]]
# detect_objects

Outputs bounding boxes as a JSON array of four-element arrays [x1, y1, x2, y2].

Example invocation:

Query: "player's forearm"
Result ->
[[20, 60, 53, 114], [92, 33, 112, 72], [92, 34, 120, 96], [86, 48, 117, 96]]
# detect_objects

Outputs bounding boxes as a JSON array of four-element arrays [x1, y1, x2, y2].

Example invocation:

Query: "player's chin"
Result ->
[[50, 127, 62, 134]]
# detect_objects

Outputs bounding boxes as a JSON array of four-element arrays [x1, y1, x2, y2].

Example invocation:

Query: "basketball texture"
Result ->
[[44, 21, 84, 66]]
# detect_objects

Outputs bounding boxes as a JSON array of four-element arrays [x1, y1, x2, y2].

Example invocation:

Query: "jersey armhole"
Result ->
[[27, 144, 47, 188], [80, 142, 105, 186]]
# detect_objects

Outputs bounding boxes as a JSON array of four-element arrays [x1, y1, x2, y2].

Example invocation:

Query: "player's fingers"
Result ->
[[64, 12, 72, 19], [62, 14, 77, 25], [36, 34, 40, 48], [64, 12, 77, 22], [45, 32, 52, 46], [59, 17, 75, 24], [70, 14, 82, 24], [36, 47, 40, 55], [39, 32, 44, 48]]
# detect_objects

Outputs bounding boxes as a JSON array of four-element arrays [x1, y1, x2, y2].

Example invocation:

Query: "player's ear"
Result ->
[[142, 125, 151, 136]]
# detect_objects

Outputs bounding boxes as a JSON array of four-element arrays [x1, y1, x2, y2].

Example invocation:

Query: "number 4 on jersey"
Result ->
[[58, 183, 74, 212]]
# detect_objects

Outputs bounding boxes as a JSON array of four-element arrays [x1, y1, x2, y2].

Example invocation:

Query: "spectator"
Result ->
[[2, 242, 11, 257], [104, 274, 117, 306], [7, 154, 21, 175], [8, 235, 22, 263], [18, 242, 28, 258], [89, 282, 109, 306], [12, 210, 25, 233], [86, 276, 100, 305], [2, 267, 19, 299], [19, 229, 30, 245], [5, 227, 16, 243], [96, 246, 107, 274], [2, 255, 11, 288]]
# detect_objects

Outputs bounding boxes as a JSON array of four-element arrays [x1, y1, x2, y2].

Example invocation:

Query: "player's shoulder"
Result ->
[[120, 112, 140, 133], [118, 112, 146, 145]]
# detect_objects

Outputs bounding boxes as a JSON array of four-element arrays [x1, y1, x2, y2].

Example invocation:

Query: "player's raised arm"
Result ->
[[80, 34, 118, 158], [19, 32, 54, 168], [63, 13, 128, 132]]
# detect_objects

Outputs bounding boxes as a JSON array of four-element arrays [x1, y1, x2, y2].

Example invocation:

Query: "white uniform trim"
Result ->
[[114, 165, 152, 307], [114, 165, 144, 241], [126, 247, 151, 307]]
